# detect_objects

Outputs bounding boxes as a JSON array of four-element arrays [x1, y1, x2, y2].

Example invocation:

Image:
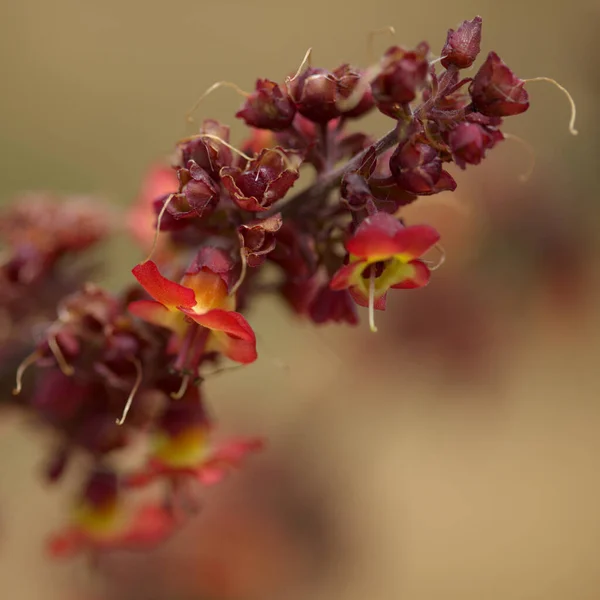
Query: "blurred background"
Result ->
[[1, 0, 600, 599]]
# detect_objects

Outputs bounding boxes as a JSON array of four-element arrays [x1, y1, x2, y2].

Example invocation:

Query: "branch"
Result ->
[[266, 122, 402, 218]]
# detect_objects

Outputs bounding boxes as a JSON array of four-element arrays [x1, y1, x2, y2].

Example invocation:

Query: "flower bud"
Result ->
[[470, 52, 529, 117], [371, 43, 430, 117], [448, 121, 503, 169], [441, 16, 482, 69], [389, 139, 456, 195], [221, 148, 301, 212], [236, 79, 296, 131]]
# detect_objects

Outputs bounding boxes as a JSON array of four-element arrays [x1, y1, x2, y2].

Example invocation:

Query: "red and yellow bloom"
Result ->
[[330, 213, 440, 330], [48, 470, 179, 557], [126, 400, 263, 488], [129, 249, 257, 364]]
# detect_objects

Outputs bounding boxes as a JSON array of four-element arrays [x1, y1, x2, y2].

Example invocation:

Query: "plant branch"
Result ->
[[265, 122, 402, 218]]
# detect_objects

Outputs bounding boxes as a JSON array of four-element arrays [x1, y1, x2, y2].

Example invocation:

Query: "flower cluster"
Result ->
[[7, 15, 571, 559]]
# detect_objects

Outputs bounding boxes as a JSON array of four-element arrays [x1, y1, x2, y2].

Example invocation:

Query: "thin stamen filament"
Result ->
[[171, 374, 191, 400], [178, 134, 252, 162], [48, 335, 74, 376], [368, 270, 378, 333], [13, 349, 42, 395], [523, 77, 578, 136], [186, 81, 250, 124], [116, 357, 143, 426], [503, 133, 536, 182], [144, 193, 176, 263], [229, 249, 248, 297]]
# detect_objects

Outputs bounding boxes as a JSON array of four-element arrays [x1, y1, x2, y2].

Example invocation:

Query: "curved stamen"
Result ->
[[368, 270, 378, 333], [367, 26, 395, 63], [48, 335, 74, 376], [523, 77, 578, 136], [186, 81, 250, 124], [12, 349, 43, 395], [116, 357, 144, 426], [171, 374, 191, 400], [144, 193, 176, 264], [503, 133, 536, 183], [425, 243, 446, 271], [229, 249, 248, 297]]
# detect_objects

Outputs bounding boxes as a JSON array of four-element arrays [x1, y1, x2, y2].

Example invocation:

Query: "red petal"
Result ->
[[132, 261, 196, 310], [47, 529, 84, 558], [349, 286, 387, 310], [391, 260, 431, 289], [196, 437, 264, 485], [330, 260, 367, 290], [346, 214, 405, 259], [390, 225, 441, 261], [181, 308, 258, 364], [119, 505, 178, 547]]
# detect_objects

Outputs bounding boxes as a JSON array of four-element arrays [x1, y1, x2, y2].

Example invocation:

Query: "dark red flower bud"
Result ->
[[162, 160, 219, 221], [80, 468, 118, 510], [470, 52, 529, 117], [176, 120, 234, 179], [448, 121, 503, 169], [389, 139, 457, 195], [441, 16, 482, 69], [236, 79, 296, 131], [289, 65, 372, 123], [341, 172, 374, 211], [371, 43, 430, 117], [308, 286, 358, 325], [238, 213, 283, 267], [221, 148, 302, 212]]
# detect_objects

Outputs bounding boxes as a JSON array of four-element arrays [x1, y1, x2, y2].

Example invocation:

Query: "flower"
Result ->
[[389, 139, 457, 195], [448, 119, 503, 169], [236, 79, 296, 131], [288, 65, 373, 123], [470, 51, 530, 117], [371, 44, 430, 118], [330, 213, 440, 330], [220, 148, 302, 212], [125, 399, 263, 489], [238, 213, 283, 268], [440, 16, 482, 69], [129, 250, 257, 364], [48, 469, 179, 557]]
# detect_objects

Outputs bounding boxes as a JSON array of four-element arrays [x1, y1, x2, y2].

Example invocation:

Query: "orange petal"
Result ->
[[128, 299, 186, 335], [132, 261, 196, 310]]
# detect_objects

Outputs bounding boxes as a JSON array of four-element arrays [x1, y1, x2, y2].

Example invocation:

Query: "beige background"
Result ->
[[1, 1, 599, 599]]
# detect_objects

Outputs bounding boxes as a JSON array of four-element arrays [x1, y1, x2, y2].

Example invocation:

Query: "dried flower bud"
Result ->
[[389, 139, 456, 195], [441, 16, 482, 69], [176, 120, 234, 178], [448, 121, 503, 169], [236, 79, 296, 131], [289, 65, 372, 123], [221, 148, 302, 212], [470, 52, 530, 117], [239, 214, 283, 267], [164, 160, 219, 220], [371, 43, 430, 117]]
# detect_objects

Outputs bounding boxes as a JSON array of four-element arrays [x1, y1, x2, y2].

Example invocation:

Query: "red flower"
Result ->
[[48, 469, 179, 557], [330, 213, 439, 329], [125, 401, 263, 488], [129, 252, 257, 364], [470, 51, 530, 117], [221, 148, 302, 212], [448, 120, 503, 169]]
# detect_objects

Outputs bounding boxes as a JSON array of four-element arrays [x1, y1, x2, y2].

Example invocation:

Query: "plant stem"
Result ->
[[265, 122, 402, 218]]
